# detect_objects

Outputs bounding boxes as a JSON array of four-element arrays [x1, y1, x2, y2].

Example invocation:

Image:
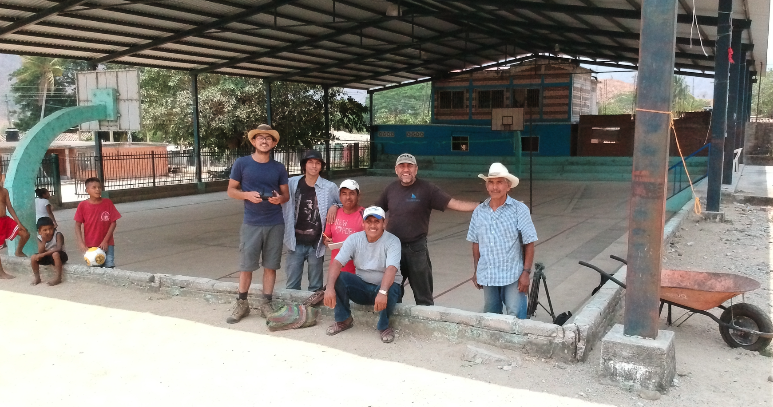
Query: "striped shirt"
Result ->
[[466, 196, 538, 286]]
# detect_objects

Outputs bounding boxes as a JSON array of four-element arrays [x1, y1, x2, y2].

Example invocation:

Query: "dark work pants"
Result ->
[[399, 238, 434, 306]]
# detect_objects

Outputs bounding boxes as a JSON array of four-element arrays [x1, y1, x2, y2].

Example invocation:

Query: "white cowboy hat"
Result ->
[[478, 162, 520, 188]]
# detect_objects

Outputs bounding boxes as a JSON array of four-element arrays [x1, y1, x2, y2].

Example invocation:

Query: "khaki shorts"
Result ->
[[239, 223, 285, 272]]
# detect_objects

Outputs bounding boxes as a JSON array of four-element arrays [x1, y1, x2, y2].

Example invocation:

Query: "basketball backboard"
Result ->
[[77, 69, 141, 131], [492, 108, 524, 131]]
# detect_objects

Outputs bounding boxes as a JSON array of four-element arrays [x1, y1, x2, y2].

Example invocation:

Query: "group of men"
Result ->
[[226, 124, 538, 343]]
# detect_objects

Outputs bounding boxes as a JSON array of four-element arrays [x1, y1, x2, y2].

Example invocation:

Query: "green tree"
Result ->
[[9, 58, 88, 130], [372, 82, 431, 124], [138, 68, 366, 150], [751, 68, 773, 119], [599, 76, 709, 115], [599, 91, 635, 115]]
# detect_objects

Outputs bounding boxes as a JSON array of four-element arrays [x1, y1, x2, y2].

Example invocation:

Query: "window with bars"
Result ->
[[477, 89, 505, 109], [513, 88, 541, 109], [452, 136, 469, 151], [438, 90, 466, 109]]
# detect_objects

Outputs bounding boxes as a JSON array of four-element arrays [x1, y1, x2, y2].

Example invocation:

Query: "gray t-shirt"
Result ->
[[335, 231, 403, 285]]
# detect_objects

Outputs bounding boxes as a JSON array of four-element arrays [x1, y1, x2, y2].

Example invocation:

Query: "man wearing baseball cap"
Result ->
[[323, 179, 365, 274], [281, 149, 340, 292], [374, 153, 479, 305], [226, 124, 289, 324], [323, 206, 402, 343], [467, 163, 537, 318]]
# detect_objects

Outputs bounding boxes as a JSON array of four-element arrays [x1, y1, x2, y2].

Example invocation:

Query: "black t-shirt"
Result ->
[[295, 177, 322, 245], [374, 178, 452, 243]]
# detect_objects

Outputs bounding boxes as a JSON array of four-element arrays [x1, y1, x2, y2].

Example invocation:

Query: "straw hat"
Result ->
[[247, 124, 280, 142], [478, 162, 520, 188]]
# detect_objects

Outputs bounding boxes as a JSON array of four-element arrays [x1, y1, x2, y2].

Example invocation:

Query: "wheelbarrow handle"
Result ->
[[578, 261, 627, 289], [609, 255, 627, 265]]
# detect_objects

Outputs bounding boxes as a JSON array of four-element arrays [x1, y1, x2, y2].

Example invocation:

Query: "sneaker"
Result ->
[[226, 299, 250, 324]]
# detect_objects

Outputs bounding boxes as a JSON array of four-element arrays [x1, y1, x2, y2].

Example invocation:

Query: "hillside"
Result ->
[[596, 79, 635, 104], [0, 54, 21, 129]]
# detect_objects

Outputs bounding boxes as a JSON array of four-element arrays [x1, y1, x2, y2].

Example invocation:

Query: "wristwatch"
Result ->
[[378, 289, 388, 295]]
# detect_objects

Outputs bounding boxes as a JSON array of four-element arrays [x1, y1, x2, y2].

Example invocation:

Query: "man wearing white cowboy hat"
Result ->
[[466, 162, 538, 318], [226, 123, 290, 324]]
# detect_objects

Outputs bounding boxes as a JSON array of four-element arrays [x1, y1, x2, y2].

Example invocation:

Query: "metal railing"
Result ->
[[72, 142, 370, 195], [667, 143, 710, 199], [0, 155, 62, 204]]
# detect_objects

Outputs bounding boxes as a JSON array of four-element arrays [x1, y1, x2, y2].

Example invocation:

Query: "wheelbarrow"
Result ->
[[579, 256, 773, 351]]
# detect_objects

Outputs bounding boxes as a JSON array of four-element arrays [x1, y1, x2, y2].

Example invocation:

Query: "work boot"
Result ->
[[255, 297, 275, 318], [226, 299, 250, 324]]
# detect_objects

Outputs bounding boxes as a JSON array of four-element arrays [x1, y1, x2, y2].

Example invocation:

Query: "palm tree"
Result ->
[[13, 56, 64, 121]]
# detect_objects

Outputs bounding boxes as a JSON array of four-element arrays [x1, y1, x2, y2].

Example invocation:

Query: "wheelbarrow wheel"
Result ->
[[719, 303, 772, 351]]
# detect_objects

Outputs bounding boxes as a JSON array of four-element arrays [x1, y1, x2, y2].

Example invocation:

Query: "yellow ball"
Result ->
[[84, 247, 106, 267]]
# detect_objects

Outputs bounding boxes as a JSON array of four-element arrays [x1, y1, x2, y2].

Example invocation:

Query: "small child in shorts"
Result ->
[[74, 177, 121, 268], [35, 188, 58, 229], [0, 178, 30, 279], [31, 217, 67, 286]]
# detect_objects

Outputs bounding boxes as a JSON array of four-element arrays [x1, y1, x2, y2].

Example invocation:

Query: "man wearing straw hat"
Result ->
[[226, 124, 290, 324], [467, 162, 537, 318]]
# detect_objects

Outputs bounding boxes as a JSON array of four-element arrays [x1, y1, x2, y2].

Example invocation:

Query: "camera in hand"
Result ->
[[259, 191, 274, 200]]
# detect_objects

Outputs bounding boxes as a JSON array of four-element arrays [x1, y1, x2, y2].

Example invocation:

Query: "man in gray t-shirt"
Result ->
[[323, 206, 402, 344]]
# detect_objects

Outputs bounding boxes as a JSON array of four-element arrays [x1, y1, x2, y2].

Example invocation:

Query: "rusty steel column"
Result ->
[[623, 0, 678, 339], [722, 27, 742, 184], [707, 0, 733, 211]]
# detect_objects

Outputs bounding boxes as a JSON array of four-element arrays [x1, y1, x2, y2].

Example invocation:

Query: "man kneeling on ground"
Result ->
[[323, 206, 402, 343]]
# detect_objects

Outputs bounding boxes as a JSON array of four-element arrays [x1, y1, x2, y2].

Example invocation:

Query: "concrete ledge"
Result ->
[[0, 255, 578, 362]]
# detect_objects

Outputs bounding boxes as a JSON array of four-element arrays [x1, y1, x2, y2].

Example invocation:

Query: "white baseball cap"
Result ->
[[362, 206, 386, 220], [395, 153, 417, 166], [339, 179, 360, 191]]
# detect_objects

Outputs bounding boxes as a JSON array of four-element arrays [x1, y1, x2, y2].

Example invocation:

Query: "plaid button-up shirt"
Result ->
[[466, 196, 538, 286]]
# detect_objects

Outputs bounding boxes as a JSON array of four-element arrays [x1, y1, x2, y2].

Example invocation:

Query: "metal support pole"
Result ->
[[722, 28, 741, 184], [368, 90, 375, 167], [94, 131, 104, 184], [706, 0, 733, 211], [324, 86, 331, 174], [265, 81, 272, 126], [623, 0, 678, 339], [191, 73, 202, 183], [736, 60, 747, 151]]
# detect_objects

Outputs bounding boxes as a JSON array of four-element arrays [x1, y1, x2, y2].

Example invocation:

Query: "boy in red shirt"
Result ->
[[74, 178, 121, 268], [323, 179, 364, 274]]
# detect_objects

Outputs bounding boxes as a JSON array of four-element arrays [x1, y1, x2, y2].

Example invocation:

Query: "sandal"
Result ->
[[379, 327, 395, 343], [326, 317, 353, 336]]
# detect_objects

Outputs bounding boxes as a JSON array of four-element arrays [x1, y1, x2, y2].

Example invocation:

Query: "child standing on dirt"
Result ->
[[0, 179, 31, 279], [31, 216, 67, 286], [35, 188, 58, 229], [74, 177, 121, 268]]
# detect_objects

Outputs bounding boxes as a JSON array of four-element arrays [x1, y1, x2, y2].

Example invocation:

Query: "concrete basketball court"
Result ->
[[43, 175, 637, 321]]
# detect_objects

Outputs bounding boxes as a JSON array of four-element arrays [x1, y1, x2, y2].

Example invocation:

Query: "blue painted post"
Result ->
[[624, 0, 678, 339], [706, 0, 733, 212], [369, 90, 375, 167], [7, 89, 117, 255], [722, 27, 742, 184]]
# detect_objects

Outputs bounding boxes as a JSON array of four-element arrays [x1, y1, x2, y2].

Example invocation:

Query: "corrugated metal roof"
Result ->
[[0, 0, 766, 90]]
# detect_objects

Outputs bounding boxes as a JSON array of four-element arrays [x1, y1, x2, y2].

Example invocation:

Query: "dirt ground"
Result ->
[[0, 204, 771, 407]]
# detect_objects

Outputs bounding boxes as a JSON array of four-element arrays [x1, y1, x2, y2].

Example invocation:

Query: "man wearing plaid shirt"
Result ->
[[466, 163, 538, 319]]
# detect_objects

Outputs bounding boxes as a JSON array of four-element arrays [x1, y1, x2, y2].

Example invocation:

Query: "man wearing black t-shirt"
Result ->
[[282, 150, 340, 291], [375, 153, 479, 305]]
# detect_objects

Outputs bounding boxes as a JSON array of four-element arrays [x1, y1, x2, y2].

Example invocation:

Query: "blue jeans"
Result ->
[[102, 245, 115, 268], [483, 281, 527, 319], [285, 243, 324, 291], [334, 272, 401, 331]]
